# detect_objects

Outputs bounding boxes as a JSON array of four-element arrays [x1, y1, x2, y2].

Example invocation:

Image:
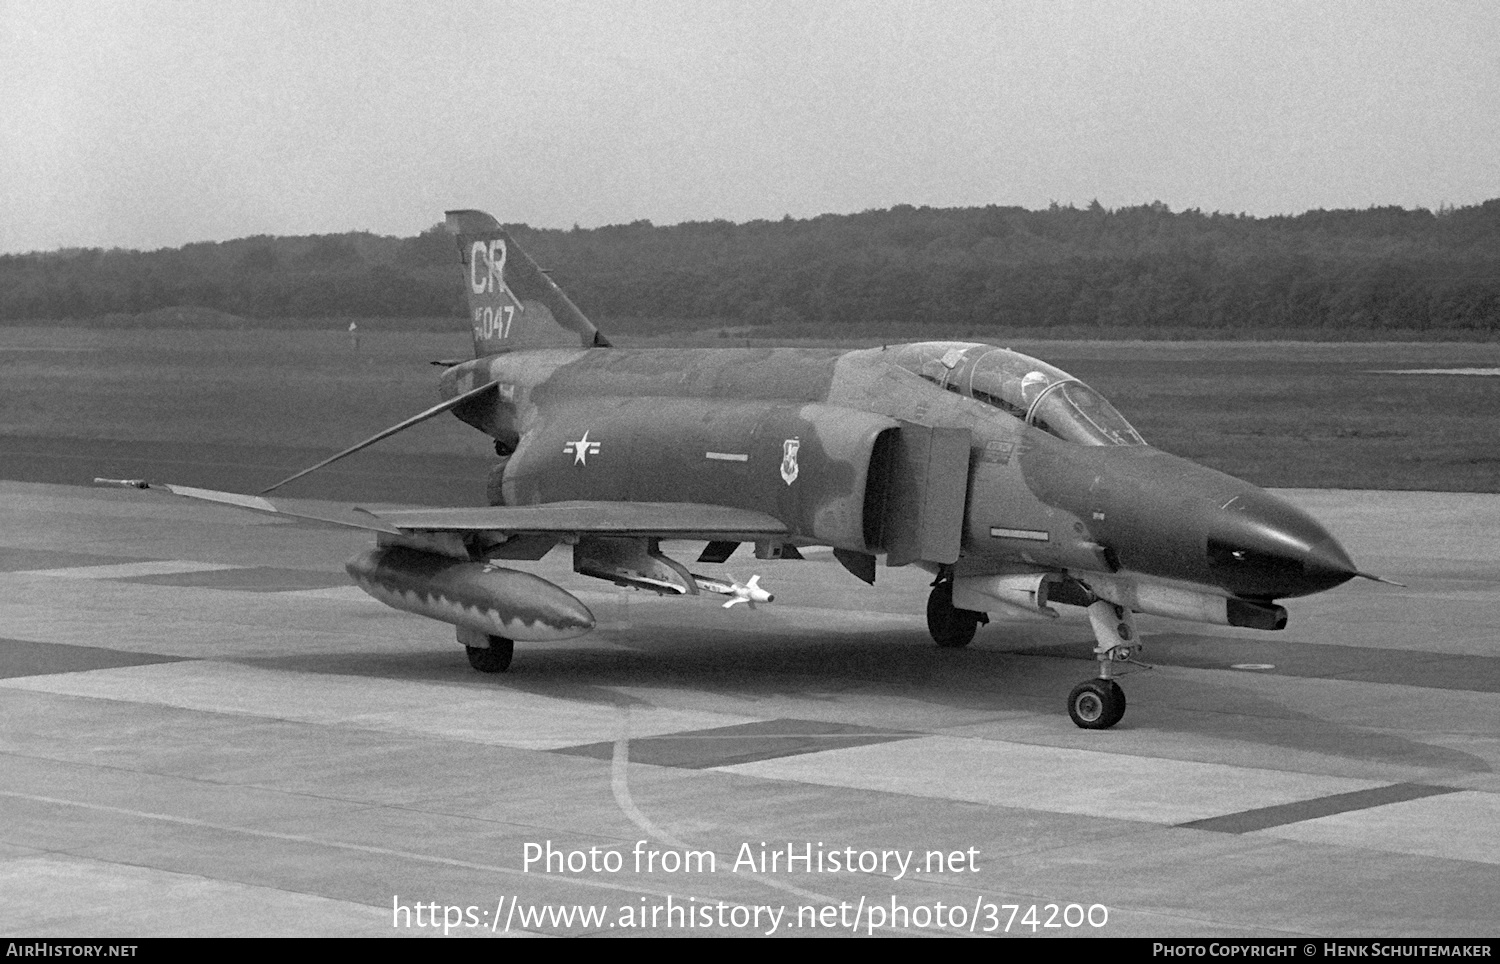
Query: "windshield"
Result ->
[[893, 344, 1146, 446], [1025, 378, 1146, 446]]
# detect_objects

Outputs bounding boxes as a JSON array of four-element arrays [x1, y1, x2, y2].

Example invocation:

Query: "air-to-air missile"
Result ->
[[693, 573, 775, 609]]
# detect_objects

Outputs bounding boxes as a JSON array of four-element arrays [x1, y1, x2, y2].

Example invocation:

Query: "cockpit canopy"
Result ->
[[890, 343, 1146, 447]]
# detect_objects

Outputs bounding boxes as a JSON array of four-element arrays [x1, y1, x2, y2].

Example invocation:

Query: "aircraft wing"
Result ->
[[95, 481, 788, 541], [94, 481, 406, 533], [378, 502, 788, 539]]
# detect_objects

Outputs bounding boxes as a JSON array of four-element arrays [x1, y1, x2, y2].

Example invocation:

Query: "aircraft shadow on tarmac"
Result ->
[[227, 618, 1489, 775]]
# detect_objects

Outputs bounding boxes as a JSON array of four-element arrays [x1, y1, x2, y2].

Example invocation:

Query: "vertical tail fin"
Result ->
[[445, 209, 611, 356]]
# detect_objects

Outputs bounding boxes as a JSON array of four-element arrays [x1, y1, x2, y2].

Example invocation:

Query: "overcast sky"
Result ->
[[3, 0, 1497, 252]]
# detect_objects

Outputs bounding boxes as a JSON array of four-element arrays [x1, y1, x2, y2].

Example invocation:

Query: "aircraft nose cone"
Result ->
[[1206, 492, 1358, 599]]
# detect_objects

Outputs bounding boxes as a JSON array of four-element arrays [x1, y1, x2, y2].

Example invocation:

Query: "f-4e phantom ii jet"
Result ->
[[101, 209, 1385, 730]]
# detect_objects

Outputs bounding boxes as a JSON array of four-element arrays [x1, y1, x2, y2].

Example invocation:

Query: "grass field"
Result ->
[[2, 323, 1497, 496]]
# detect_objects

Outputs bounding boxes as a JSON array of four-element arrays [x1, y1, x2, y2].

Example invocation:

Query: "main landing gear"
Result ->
[[485, 458, 510, 507], [463, 633, 514, 673], [926, 578, 988, 648], [1067, 599, 1142, 729]]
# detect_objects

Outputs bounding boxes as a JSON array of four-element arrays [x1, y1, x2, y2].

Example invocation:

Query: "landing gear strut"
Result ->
[[1067, 599, 1140, 729], [485, 458, 510, 507], [465, 635, 514, 673], [926, 578, 987, 648]]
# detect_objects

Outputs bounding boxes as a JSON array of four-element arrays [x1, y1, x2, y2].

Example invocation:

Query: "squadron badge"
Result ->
[[780, 438, 800, 485]]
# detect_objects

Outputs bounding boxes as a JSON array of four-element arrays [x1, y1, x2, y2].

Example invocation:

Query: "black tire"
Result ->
[[926, 581, 982, 648], [466, 636, 514, 673], [1067, 679, 1126, 729]]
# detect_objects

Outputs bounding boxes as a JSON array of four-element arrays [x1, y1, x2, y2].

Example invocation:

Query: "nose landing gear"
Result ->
[[1068, 678, 1125, 729], [925, 577, 1145, 729], [1067, 599, 1144, 729]]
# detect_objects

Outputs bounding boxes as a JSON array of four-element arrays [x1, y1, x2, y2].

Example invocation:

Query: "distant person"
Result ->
[[348, 320, 359, 351]]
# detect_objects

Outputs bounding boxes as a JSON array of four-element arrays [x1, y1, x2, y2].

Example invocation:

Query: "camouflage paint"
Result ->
[[438, 214, 1359, 609]]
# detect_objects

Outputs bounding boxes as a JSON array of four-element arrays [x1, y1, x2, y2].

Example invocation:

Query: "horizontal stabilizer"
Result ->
[[259, 377, 505, 495]]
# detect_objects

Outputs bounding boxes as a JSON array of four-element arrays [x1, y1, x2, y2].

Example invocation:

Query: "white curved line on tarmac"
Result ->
[[608, 705, 960, 938]]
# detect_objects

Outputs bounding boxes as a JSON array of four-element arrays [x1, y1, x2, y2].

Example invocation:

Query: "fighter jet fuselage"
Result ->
[[439, 340, 1356, 619]]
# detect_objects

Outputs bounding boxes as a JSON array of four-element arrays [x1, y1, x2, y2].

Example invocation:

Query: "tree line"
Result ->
[[4, 200, 1498, 336]]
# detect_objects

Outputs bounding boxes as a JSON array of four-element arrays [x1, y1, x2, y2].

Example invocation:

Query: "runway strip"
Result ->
[[2, 480, 1497, 936]]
